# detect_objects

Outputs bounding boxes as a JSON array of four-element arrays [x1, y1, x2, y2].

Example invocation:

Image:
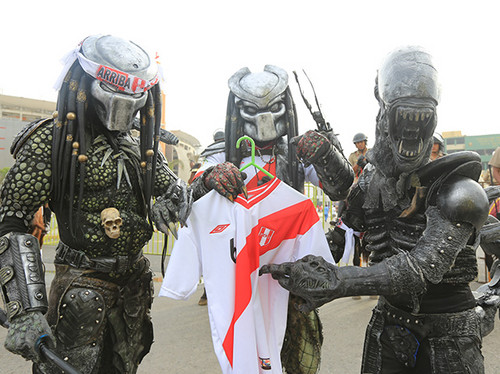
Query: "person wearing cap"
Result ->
[[348, 132, 369, 182]]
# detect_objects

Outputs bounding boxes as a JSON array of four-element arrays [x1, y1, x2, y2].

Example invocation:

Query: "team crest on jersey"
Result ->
[[210, 224, 230, 234], [258, 227, 275, 246]]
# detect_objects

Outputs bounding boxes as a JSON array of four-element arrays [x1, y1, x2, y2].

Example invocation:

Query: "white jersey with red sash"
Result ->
[[159, 178, 333, 374]]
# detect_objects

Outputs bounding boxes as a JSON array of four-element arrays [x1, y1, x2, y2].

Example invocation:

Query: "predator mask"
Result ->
[[80, 35, 158, 132], [228, 65, 288, 143]]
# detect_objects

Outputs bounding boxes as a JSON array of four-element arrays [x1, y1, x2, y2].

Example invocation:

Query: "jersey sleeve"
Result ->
[[295, 220, 335, 264], [304, 164, 320, 186], [159, 224, 202, 300]]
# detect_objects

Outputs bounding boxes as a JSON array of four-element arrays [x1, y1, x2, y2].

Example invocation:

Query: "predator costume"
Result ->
[[0, 35, 191, 374], [191, 65, 353, 374], [261, 47, 492, 373]]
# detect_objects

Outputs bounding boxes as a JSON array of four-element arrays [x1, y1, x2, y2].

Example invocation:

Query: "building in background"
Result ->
[[443, 131, 500, 170], [163, 130, 201, 182], [0, 94, 55, 169]]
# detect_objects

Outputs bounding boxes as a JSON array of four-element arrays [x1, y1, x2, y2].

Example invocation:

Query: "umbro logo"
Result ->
[[210, 224, 230, 234]]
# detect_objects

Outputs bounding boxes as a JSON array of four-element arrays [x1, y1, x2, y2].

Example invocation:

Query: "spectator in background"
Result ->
[[348, 133, 369, 183], [489, 147, 500, 185], [430, 132, 446, 161]]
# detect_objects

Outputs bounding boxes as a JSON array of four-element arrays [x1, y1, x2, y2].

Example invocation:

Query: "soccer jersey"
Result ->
[[194, 151, 321, 189], [159, 178, 333, 374]]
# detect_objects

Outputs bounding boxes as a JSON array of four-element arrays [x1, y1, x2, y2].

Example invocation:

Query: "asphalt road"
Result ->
[[0, 250, 499, 373]]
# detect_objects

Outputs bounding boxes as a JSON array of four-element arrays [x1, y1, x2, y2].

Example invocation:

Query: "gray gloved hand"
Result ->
[[4, 311, 55, 364], [152, 178, 193, 239], [260, 254, 339, 312]]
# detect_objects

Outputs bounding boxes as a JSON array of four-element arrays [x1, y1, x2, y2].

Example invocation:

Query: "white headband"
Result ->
[[54, 41, 159, 94]]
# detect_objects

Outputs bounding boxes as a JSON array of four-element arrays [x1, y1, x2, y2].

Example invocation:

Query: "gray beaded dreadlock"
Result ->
[[51, 60, 162, 236]]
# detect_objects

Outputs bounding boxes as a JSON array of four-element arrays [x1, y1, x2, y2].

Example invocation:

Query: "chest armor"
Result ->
[[361, 153, 483, 285]]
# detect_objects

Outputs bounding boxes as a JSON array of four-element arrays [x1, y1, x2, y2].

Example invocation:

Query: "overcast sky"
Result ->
[[2, 0, 499, 152]]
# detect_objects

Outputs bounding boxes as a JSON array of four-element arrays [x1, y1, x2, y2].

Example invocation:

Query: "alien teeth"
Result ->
[[398, 139, 424, 157], [397, 108, 432, 122]]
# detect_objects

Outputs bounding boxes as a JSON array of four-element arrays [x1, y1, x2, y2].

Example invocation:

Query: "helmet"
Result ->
[[433, 132, 445, 154], [433, 132, 444, 146], [213, 129, 225, 142], [81, 35, 158, 131], [353, 133, 367, 143]]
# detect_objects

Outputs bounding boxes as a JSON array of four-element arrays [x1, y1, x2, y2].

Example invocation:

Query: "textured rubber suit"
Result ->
[[261, 47, 491, 373], [191, 65, 353, 374], [0, 35, 191, 374]]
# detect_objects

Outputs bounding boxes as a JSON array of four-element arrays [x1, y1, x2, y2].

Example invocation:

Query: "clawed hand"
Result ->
[[259, 255, 339, 312]]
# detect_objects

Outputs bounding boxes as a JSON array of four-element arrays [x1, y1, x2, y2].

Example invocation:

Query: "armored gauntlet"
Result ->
[[0, 233, 47, 320], [293, 130, 354, 201]]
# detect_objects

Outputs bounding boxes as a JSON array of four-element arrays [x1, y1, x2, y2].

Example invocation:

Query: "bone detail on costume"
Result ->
[[100, 208, 123, 239]]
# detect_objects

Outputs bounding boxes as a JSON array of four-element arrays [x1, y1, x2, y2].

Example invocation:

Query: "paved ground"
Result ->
[[0, 246, 499, 373]]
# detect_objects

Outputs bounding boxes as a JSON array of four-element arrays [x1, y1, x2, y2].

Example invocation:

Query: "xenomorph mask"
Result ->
[[228, 65, 288, 142], [372, 46, 440, 176], [81, 35, 158, 132]]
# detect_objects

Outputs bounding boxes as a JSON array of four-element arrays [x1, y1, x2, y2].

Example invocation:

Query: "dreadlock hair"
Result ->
[[51, 62, 162, 236], [224, 87, 301, 191]]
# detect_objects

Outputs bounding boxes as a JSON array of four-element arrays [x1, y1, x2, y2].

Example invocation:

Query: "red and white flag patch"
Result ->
[[258, 227, 275, 246]]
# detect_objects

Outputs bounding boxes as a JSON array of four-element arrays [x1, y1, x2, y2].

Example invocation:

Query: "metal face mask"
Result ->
[[229, 65, 288, 143], [81, 35, 158, 132]]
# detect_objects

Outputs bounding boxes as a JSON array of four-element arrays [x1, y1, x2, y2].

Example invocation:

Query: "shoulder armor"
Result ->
[[416, 151, 482, 187], [200, 141, 225, 158], [436, 174, 489, 230], [10, 118, 52, 158]]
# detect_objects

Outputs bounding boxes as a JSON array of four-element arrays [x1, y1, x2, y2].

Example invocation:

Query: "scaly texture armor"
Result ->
[[0, 35, 190, 373]]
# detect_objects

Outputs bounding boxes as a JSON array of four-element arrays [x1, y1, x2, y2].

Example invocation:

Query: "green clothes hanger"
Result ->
[[236, 136, 275, 179]]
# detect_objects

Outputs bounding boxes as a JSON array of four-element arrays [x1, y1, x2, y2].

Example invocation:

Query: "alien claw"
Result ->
[[168, 222, 178, 240]]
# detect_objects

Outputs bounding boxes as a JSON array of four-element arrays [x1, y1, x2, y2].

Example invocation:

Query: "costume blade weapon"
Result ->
[[0, 308, 81, 374], [293, 70, 345, 154]]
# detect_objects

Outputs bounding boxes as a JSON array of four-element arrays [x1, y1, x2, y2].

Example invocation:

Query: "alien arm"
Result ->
[[262, 176, 488, 311]]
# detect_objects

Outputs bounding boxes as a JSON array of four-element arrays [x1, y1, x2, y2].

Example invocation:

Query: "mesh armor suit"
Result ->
[[0, 35, 191, 374], [191, 65, 353, 374], [261, 47, 491, 373]]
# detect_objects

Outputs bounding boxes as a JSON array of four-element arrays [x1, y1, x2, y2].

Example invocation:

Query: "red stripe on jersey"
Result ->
[[235, 178, 281, 208], [244, 160, 276, 190], [192, 169, 205, 181], [222, 198, 319, 366]]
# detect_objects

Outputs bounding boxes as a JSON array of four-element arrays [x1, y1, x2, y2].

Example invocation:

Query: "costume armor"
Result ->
[[192, 65, 353, 374], [261, 47, 491, 373], [0, 35, 191, 373]]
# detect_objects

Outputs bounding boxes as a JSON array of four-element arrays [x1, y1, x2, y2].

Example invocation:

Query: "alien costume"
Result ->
[[261, 47, 491, 373], [191, 65, 353, 374], [0, 35, 191, 374]]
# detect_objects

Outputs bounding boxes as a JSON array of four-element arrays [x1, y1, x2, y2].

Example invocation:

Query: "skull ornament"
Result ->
[[100, 207, 123, 239]]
